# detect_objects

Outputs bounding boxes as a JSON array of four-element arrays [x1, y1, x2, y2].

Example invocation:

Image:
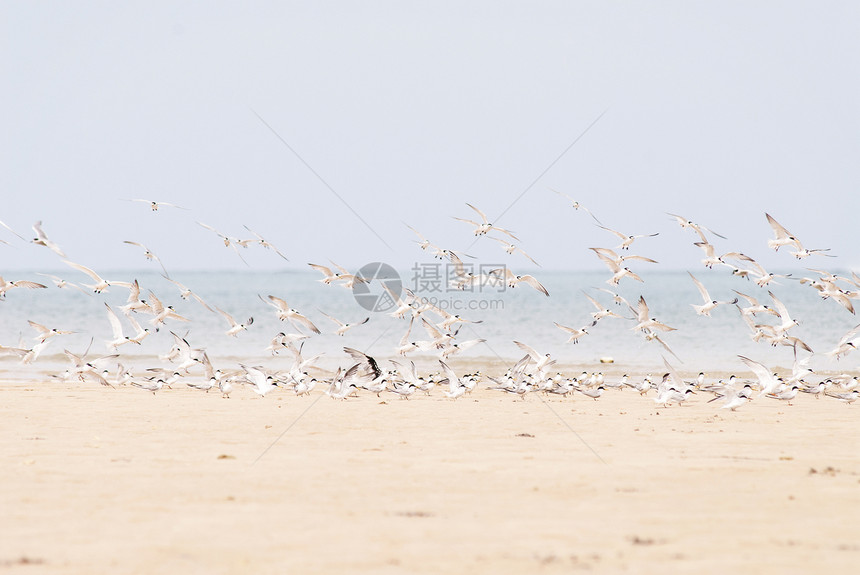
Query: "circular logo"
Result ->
[[353, 262, 402, 312]]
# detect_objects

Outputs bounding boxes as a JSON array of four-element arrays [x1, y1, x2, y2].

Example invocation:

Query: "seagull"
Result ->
[[0, 276, 48, 299], [597, 225, 659, 251], [453, 203, 519, 240], [319, 311, 369, 336], [31, 221, 66, 257], [123, 241, 169, 275], [125, 199, 188, 211], [688, 272, 738, 316], [217, 307, 254, 337], [260, 295, 321, 334], [63, 260, 132, 293]]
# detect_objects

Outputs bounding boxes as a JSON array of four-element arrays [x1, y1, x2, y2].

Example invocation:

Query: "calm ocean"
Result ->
[[0, 266, 856, 379]]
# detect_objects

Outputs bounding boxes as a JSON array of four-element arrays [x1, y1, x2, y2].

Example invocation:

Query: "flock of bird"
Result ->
[[1, 192, 859, 410]]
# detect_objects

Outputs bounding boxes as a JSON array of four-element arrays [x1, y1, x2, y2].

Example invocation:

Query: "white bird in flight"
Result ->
[[454, 203, 519, 240]]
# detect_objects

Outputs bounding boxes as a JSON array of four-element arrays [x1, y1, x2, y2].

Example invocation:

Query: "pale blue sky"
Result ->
[[3, 1, 859, 274]]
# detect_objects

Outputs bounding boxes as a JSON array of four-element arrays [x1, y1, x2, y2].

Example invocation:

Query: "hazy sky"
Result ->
[[3, 1, 859, 274]]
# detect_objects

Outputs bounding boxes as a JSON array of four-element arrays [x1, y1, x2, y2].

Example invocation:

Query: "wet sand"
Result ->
[[1, 373, 858, 574]]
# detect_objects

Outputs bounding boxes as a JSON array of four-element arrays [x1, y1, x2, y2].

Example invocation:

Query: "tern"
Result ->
[[406, 224, 441, 253], [491, 268, 549, 296], [688, 272, 738, 316], [554, 322, 593, 344], [161, 275, 213, 311], [28, 320, 75, 343], [36, 273, 89, 294], [485, 236, 540, 266], [0, 276, 47, 299], [241, 364, 278, 397], [738, 355, 785, 396], [824, 390, 859, 405], [454, 203, 519, 240], [217, 307, 254, 337], [307, 262, 367, 287], [582, 291, 626, 322], [439, 360, 467, 399], [197, 221, 249, 265], [766, 385, 800, 405], [123, 241, 169, 275], [63, 260, 133, 293], [132, 379, 164, 395], [261, 295, 321, 334], [32, 221, 66, 257], [765, 213, 802, 252], [319, 311, 369, 336], [125, 199, 188, 211], [597, 225, 659, 251], [148, 291, 190, 330], [242, 225, 289, 260], [631, 296, 676, 333], [733, 290, 780, 317], [666, 212, 727, 241], [550, 188, 602, 223], [104, 303, 141, 351]]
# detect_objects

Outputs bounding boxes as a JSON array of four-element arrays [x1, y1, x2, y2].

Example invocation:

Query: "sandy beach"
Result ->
[[2, 367, 858, 574]]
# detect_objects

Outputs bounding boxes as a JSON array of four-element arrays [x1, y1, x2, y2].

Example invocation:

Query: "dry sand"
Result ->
[[2, 373, 859, 574]]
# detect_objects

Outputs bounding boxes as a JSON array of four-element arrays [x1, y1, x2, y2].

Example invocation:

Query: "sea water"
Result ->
[[0, 266, 857, 380]]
